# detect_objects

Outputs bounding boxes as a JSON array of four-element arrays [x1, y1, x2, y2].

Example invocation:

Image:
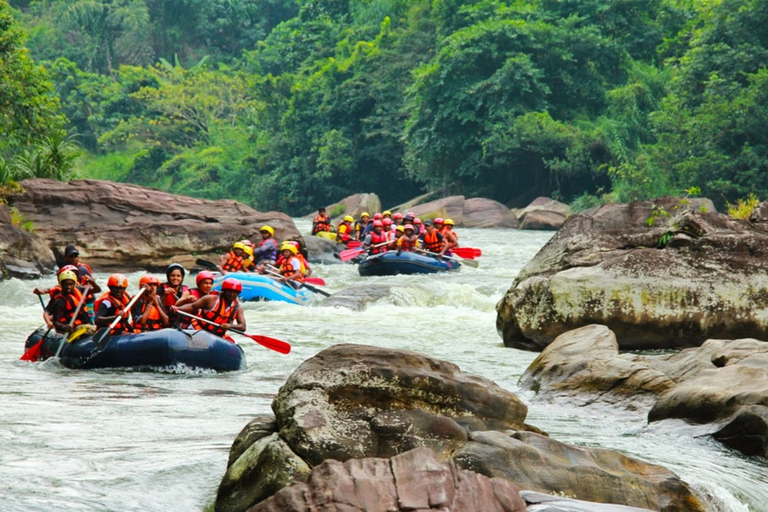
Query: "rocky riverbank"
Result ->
[[214, 344, 703, 512]]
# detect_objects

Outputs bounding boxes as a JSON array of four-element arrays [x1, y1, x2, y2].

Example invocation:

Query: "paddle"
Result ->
[[346, 240, 362, 248], [264, 266, 331, 297], [451, 247, 477, 259], [339, 241, 390, 262], [20, 295, 51, 361], [196, 258, 222, 272], [53, 285, 91, 359], [92, 287, 146, 348], [175, 310, 290, 354], [305, 277, 326, 286], [415, 248, 479, 268]]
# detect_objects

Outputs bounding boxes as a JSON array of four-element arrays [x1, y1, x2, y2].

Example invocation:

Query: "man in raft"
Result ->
[[171, 277, 246, 339], [94, 274, 133, 335], [47, 269, 93, 334], [63, 244, 99, 320], [252, 226, 279, 273], [312, 207, 331, 235], [419, 220, 446, 257], [131, 275, 170, 333]]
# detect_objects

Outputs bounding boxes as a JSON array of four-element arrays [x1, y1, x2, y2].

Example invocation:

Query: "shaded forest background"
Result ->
[[2, 0, 768, 215]]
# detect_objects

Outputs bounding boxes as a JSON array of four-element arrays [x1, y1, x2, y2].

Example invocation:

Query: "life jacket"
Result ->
[[397, 235, 414, 252], [53, 287, 86, 328], [336, 222, 352, 243], [221, 251, 244, 272], [369, 231, 388, 254], [297, 253, 310, 276], [75, 263, 96, 303], [256, 237, 278, 262], [354, 220, 366, 240], [280, 256, 305, 282], [312, 215, 331, 234], [133, 300, 164, 332], [161, 283, 190, 310], [94, 290, 132, 333], [49, 285, 63, 302], [191, 297, 239, 337], [422, 231, 443, 253]]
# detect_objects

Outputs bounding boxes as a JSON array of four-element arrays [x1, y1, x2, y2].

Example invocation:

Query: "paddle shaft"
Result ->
[[174, 310, 290, 354], [415, 247, 478, 268], [264, 266, 331, 297]]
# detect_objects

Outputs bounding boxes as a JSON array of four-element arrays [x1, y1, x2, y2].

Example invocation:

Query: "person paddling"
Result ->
[[220, 242, 248, 273], [277, 243, 305, 287], [176, 271, 216, 307], [354, 212, 370, 240], [172, 278, 246, 339], [441, 218, 459, 255], [47, 270, 93, 334], [312, 207, 332, 235], [419, 220, 445, 256], [253, 226, 279, 273], [396, 224, 417, 254], [63, 244, 100, 320], [94, 274, 133, 335], [363, 220, 388, 255], [131, 275, 169, 333], [336, 215, 354, 245]]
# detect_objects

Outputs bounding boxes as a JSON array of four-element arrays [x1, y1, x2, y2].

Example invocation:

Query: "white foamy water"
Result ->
[[0, 221, 764, 511]]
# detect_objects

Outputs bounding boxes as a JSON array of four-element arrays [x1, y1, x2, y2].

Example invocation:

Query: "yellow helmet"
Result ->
[[243, 245, 254, 258], [233, 241, 248, 251], [343, 215, 354, 222], [360, 212, 370, 218], [383, 210, 392, 216], [58, 270, 78, 284], [396, 225, 405, 232], [444, 218, 455, 226], [280, 243, 298, 254], [260, 225, 274, 236]]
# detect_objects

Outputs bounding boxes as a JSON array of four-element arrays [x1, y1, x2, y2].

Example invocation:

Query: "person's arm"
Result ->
[[155, 295, 170, 327], [50, 298, 71, 333], [224, 307, 246, 332], [172, 295, 214, 315]]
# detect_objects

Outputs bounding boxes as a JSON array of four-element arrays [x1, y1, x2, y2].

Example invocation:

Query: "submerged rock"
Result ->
[[215, 344, 703, 512], [494, 196, 768, 352], [7, 178, 300, 273], [520, 324, 768, 458]]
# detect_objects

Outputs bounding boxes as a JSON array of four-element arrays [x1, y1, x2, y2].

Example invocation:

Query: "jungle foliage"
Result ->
[[4, 0, 768, 214]]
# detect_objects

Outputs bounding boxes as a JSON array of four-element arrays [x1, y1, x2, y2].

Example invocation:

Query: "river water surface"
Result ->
[[1, 221, 765, 511]]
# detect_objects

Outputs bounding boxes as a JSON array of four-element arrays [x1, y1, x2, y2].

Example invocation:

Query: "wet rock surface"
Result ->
[[7, 179, 300, 273], [495, 196, 768, 352], [0, 204, 56, 280]]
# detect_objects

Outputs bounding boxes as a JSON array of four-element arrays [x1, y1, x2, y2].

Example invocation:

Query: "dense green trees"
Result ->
[[5, 0, 768, 213]]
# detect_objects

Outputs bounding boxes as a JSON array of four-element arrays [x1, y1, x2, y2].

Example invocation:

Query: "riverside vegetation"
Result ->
[[2, 0, 768, 215]]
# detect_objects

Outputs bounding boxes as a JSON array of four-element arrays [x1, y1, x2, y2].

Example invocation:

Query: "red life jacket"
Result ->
[[161, 283, 190, 309], [422, 231, 443, 253], [398, 235, 414, 252], [312, 215, 331, 234], [369, 231, 388, 254], [221, 251, 244, 272], [336, 221, 352, 243], [133, 301, 164, 332], [94, 290, 132, 333], [191, 297, 239, 337], [280, 257, 305, 282], [53, 288, 86, 327]]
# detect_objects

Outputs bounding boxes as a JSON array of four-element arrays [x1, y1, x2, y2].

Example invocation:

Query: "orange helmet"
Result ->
[[196, 271, 215, 286], [139, 275, 161, 287], [107, 274, 128, 288], [221, 278, 242, 293]]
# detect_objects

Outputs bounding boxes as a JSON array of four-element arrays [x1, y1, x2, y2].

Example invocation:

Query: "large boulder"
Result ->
[[215, 344, 703, 512], [0, 204, 56, 280], [7, 179, 300, 272], [405, 195, 518, 228], [519, 324, 768, 458], [325, 193, 381, 224], [494, 196, 768, 352], [514, 197, 571, 230]]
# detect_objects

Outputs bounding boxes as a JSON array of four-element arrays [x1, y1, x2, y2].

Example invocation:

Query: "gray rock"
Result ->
[[320, 283, 395, 310], [0, 204, 56, 281]]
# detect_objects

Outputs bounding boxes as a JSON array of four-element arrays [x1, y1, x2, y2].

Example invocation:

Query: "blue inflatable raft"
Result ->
[[24, 326, 246, 372], [358, 251, 461, 276], [212, 272, 313, 306]]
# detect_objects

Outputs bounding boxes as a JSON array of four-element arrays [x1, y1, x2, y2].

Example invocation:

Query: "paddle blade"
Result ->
[[91, 328, 110, 348], [304, 277, 326, 286], [20, 340, 43, 361], [452, 248, 476, 259], [339, 247, 364, 262], [458, 257, 479, 268], [346, 241, 362, 248], [473, 248, 482, 257], [301, 282, 332, 297], [245, 333, 291, 354], [196, 258, 220, 271]]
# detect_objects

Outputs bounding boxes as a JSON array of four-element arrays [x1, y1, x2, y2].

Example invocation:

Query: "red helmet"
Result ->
[[406, 211, 415, 218], [107, 274, 128, 288], [373, 220, 383, 227], [196, 271, 215, 286], [221, 278, 242, 293], [139, 275, 161, 287], [403, 224, 415, 232], [393, 212, 403, 220], [57, 264, 79, 277], [434, 217, 444, 225], [414, 218, 422, 225], [383, 218, 393, 226], [373, 213, 383, 220]]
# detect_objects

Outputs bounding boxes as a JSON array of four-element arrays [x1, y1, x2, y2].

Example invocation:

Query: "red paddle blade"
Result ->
[[20, 340, 43, 362], [305, 277, 326, 285], [339, 247, 364, 261], [245, 333, 291, 354], [346, 241, 362, 248], [452, 248, 476, 259], [474, 248, 482, 257]]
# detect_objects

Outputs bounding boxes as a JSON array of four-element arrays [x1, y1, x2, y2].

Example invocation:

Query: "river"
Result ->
[[0, 221, 765, 511]]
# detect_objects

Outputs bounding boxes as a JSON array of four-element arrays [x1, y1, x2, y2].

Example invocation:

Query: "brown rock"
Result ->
[[0, 204, 56, 280], [8, 179, 300, 272], [408, 195, 467, 223], [324, 193, 381, 223], [496, 197, 766, 352], [462, 198, 519, 228], [249, 447, 527, 512]]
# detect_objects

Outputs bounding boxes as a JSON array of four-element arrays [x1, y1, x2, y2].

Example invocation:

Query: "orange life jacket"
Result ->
[[312, 215, 331, 234], [280, 257, 305, 282], [191, 297, 239, 337], [53, 287, 86, 327], [133, 300, 164, 332], [94, 290, 132, 333], [422, 231, 443, 253], [221, 251, 244, 272]]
